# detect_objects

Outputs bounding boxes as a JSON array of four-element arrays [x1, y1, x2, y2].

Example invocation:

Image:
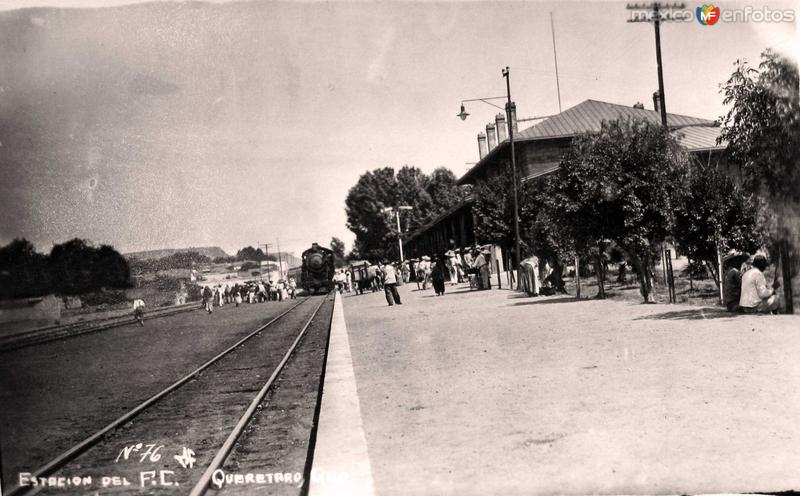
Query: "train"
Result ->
[[288, 243, 335, 294]]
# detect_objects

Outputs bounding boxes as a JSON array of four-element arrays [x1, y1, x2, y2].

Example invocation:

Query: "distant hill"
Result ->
[[125, 246, 229, 261]]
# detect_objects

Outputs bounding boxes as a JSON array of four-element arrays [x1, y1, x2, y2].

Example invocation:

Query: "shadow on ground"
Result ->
[[635, 307, 738, 321], [508, 296, 591, 306]]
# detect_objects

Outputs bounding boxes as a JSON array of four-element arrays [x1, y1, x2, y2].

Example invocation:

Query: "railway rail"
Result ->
[[0, 302, 200, 352], [8, 294, 332, 496]]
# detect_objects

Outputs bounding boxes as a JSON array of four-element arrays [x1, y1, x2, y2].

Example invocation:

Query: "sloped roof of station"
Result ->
[[459, 99, 722, 185], [670, 124, 726, 152], [516, 99, 716, 140]]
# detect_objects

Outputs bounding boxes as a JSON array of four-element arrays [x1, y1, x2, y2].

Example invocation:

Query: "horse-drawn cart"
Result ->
[[349, 261, 373, 295]]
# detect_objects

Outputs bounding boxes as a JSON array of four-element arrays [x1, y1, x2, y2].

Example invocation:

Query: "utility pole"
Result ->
[[550, 12, 562, 113], [503, 66, 522, 287], [626, 2, 685, 127], [260, 242, 272, 281], [276, 238, 284, 280], [382, 206, 413, 262], [627, 2, 684, 303]]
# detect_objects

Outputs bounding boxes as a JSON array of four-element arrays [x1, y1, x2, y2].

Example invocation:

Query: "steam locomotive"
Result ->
[[295, 243, 335, 294]]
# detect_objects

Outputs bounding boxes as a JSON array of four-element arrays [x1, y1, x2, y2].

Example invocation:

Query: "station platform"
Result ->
[[310, 282, 800, 495]]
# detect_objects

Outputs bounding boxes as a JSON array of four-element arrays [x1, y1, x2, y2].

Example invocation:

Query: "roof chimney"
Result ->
[[477, 132, 488, 160], [486, 123, 497, 150], [633, 102, 645, 109], [652, 91, 661, 113], [495, 113, 507, 142], [506, 102, 518, 134]]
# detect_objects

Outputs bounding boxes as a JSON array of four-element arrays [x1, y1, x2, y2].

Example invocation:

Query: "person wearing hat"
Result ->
[[381, 259, 402, 306], [444, 250, 458, 286], [739, 254, 781, 314], [471, 247, 491, 290], [722, 250, 749, 312], [480, 247, 492, 290], [463, 248, 473, 271], [418, 255, 432, 290]]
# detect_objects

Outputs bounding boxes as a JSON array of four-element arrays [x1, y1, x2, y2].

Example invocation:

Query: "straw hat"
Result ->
[[422, 255, 431, 261], [722, 249, 745, 263]]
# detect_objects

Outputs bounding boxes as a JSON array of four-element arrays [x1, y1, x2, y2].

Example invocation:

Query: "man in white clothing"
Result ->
[[739, 254, 781, 313], [381, 260, 402, 306]]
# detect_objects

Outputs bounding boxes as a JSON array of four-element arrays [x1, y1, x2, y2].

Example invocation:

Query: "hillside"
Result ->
[[125, 246, 229, 261]]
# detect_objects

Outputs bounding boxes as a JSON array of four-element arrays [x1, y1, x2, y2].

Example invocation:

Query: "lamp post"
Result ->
[[383, 205, 413, 261], [458, 67, 523, 277]]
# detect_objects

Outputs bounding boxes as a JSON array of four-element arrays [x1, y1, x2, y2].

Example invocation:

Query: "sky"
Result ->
[[0, 0, 797, 257]]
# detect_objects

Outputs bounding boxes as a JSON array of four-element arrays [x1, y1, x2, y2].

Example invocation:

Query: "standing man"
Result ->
[[381, 259, 402, 306], [445, 250, 458, 286], [203, 286, 214, 313], [739, 254, 781, 314]]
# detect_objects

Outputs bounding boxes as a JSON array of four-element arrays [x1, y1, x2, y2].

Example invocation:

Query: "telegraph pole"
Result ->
[[626, 2, 685, 126], [260, 242, 272, 281], [276, 238, 284, 280], [502, 67, 522, 285], [627, 2, 684, 303]]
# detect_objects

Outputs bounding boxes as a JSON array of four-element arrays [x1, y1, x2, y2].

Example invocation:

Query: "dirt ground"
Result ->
[[339, 282, 800, 495], [0, 297, 318, 492]]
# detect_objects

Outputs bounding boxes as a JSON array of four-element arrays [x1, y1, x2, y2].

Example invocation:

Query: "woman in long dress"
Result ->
[[431, 256, 447, 296]]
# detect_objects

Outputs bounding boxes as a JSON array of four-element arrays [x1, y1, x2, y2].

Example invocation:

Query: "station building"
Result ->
[[402, 96, 731, 260]]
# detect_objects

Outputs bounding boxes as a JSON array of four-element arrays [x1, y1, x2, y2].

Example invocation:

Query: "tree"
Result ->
[[94, 245, 131, 289], [551, 119, 688, 302], [345, 165, 448, 262], [330, 237, 346, 268], [49, 239, 98, 295], [472, 168, 514, 250], [720, 49, 799, 313], [0, 239, 51, 299], [395, 165, 435, 229], [673, 158, 769, 289], [236, 246, 266, 262], [521, 175, 575, 283], [345, 167, 397, 262], [425, 167, 469, 219], [48, 238, 130, 295]]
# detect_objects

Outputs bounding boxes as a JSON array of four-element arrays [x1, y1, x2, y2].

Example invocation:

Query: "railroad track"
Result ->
[[8, 294, 332, 496], [0, 303, 200, 352]]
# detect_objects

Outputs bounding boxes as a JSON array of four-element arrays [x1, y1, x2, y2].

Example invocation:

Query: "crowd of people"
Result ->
[[405, 246, 494, 294], [331, 245, 500, 307], [723, 252, 782, 314], [199, 277, 298, 314]]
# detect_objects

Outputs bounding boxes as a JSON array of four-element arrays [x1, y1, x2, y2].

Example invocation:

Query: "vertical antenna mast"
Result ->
[[550, 11, 562, 113]]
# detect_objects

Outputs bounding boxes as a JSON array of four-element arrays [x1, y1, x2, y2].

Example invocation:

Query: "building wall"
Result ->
[[404, 204, 475, 258], [468, 138, 572, 184]]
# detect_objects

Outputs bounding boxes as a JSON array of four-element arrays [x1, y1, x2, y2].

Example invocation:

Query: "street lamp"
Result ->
[[458, 67, 523, 277], [382, 205, 413, 261]]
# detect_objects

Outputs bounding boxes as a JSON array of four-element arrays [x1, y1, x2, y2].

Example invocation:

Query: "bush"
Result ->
[[80, 289, 128, 307]]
